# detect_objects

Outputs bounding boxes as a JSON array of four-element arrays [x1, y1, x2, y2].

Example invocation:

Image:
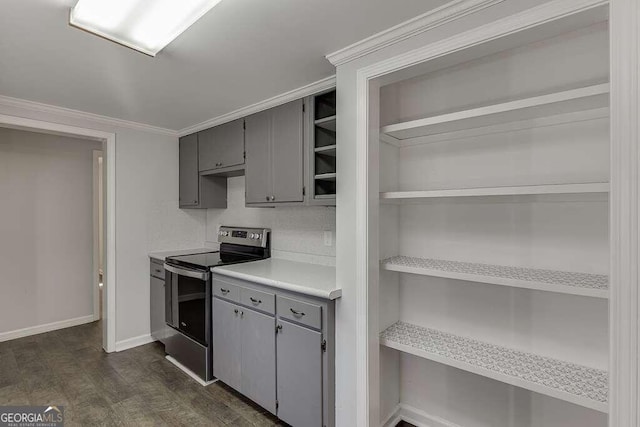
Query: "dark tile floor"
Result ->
[[0, 321, 285, 426]]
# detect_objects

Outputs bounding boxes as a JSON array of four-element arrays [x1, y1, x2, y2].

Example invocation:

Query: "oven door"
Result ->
[[164, 264, 211, 347]]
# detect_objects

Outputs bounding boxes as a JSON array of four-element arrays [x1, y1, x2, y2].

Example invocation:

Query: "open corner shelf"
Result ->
[[315, 115, 337, 132], [380, 182, 609, 200], [380, 321, 608, 413], [381, 83, 610, 141], [314, 144, 337, 155], [381, 256, 608, 298], [315, 173, 337, 181]]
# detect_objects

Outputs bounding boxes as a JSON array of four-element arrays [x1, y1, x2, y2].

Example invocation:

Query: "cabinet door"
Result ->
[[271, 100, 304, 203], [276, 319, 323, 427], [241, 308, 276, 414], [198, 119, 245, 172], [212, 298, 241, 391], [179, 134, 199, 207], [244, 110, 272, 204], [217, 119, 245, 169], [150, 276, 166, 344], [197, 127, 218, 172]]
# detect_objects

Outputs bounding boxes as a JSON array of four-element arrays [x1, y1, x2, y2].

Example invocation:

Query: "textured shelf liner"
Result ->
[[382, 256, 608, 291], [381, 321, 608, 404]]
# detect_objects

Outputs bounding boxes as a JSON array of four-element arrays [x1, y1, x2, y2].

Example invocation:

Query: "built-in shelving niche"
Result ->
[[375, 8, 610, 427], [311, 90, 337, 202]]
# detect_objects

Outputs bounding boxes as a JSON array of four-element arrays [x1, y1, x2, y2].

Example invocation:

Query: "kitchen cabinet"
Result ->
[[211, 274, 335, 426], [150, 259, 166, 344], [179, 133, 227, 209], [241, 308, 277, 413], [213, 292, 277, 414], [212, 298, 242, 390], [198, 119, 245, 173], [179, 134, 199, 207], [245, 99, 304, 205], [276, 318, 323, 427]]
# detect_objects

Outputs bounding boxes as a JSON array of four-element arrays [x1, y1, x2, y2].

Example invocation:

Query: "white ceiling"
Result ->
[[0, 0, 448, 131]]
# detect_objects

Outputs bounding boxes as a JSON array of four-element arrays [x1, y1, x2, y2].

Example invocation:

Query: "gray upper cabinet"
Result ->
[[245, 110, 271, 204], [179, 134, 199, 207], [276, 319, 323, 427], [179, 133, 228, 209], [245, 99, 304, 205], [198, 119, 245, 173]]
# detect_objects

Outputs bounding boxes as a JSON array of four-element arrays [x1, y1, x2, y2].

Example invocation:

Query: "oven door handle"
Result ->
[[165, 264, 210, 281]]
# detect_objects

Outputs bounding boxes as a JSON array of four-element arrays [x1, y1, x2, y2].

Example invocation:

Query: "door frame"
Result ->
[[351, 0, 637, 425], [92, 150, 103, 322], [0, 114, 117, 353]]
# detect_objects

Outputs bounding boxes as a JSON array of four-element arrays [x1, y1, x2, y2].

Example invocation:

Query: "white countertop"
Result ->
[[213, 258, 340, 300], [149, 248, 214, 262]]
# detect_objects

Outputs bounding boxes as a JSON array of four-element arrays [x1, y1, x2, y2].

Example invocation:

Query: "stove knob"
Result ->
[[249, 233, 255, 239], [255, 234, 261, 240]]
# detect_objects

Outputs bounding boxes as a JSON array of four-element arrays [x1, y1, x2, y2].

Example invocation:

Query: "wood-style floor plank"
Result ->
[[0, 321, 288, 426]]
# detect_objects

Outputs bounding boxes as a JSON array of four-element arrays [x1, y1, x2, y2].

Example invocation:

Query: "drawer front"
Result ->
[[276, 295, 322, 330], [213, 280, 241, 303], [240, 288, 275, 315], [150, 261, 165, 280]]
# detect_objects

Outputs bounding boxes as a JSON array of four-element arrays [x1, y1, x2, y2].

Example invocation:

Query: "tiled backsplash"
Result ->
[[206, 176, 336, 265]]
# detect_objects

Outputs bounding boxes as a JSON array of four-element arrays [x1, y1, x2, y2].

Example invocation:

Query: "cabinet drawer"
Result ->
[[240, 288, 275, 315], [277, 296, 322, 330], [150, 261, 165, 280], [213, 280, 241, 303]]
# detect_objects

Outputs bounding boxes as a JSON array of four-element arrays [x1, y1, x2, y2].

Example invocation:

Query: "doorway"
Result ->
[[0, 113, 116, 352]]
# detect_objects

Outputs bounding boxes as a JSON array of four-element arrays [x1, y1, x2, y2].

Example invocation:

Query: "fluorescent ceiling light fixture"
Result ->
[[69, 0, 223, 56]]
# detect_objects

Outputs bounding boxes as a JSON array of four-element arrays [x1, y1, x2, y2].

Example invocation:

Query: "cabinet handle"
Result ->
[[240, 311, 244, 318], [265, 196, 270, 201], [249, 297, 262, 305], [220, 288, 230, 294], [290, 308, 305, 317], [155, 269, 162, 274], [276, 324, 282, 333], [270, 195, 275, 201], [234, 309, 238, 314]]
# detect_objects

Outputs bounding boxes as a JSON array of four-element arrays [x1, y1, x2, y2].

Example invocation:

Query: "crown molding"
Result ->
[[326, 0, 505, 67], [0, 94, 178, 136], [178, 75, 336, 136]]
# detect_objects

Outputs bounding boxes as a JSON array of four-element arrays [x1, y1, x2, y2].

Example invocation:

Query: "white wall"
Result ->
[[0, 101, 207, 346], [205, 176, 336, 265], [335, 0, 562, 425], [0, 128, 101, 334]]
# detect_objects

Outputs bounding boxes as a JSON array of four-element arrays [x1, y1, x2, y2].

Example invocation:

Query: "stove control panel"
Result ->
[[218, 226, 270, 248]]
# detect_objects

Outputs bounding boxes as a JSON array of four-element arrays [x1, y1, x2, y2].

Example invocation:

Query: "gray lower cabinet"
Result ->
[[276, 319, 323, 427], [150, 260, 166, 344], [241, 308, 277, 414], [212, 275, 335, 426], [198, 119, 245, 173], [212, 298, 242, 390], [245, 99, 304, 205], [213, 295, 277, 414]]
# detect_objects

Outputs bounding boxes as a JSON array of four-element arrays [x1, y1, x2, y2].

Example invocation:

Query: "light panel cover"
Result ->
[[69, 0, 223, 56]]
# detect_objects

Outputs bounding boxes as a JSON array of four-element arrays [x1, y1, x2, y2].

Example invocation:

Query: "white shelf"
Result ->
[[381, 83, 609, 141], [315, 173, 337, 181], [380, 183, 609, 200], [315, 115, 336, 132], [380, 321, 608, 412], [381, 256, 608, 299], [315, 144, 337, 154]]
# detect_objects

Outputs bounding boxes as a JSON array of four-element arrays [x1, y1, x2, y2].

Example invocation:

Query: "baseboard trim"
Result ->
[[115, 334, 155, 352], [0, 315, 95, 342], [165, 355, 218, 387], [383, 404, 461, 427]]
